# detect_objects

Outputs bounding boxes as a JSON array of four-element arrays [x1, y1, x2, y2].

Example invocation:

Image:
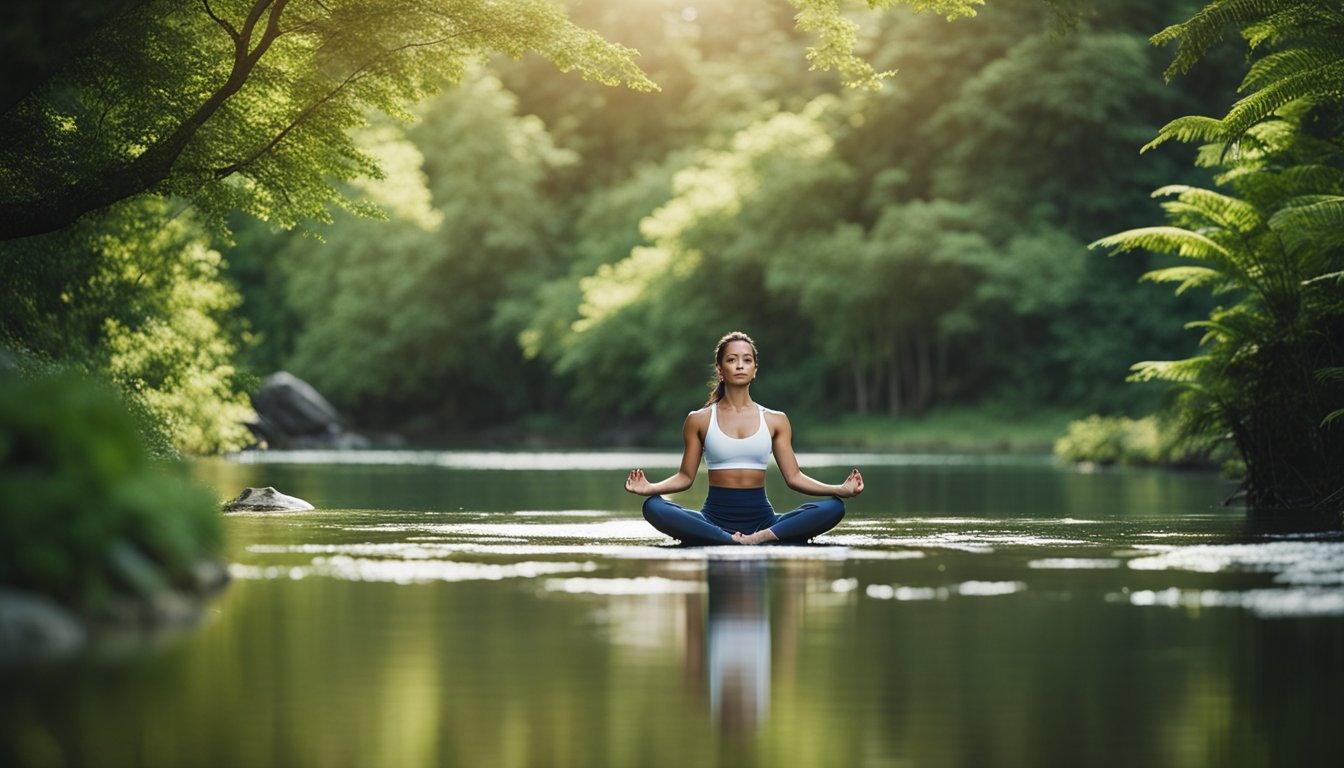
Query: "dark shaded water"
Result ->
[[4, 451, 1343, 767]]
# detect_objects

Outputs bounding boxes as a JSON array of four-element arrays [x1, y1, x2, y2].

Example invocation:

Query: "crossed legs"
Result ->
[[642, 495, 845, 545]]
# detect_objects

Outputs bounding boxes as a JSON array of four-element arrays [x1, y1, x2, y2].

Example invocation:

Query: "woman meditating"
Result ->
[[625, 331, 864, 545]]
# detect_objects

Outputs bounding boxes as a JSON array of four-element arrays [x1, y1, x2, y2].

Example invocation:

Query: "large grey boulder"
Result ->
[[222, 486, 315, 512], [247, 371, 368, 448]]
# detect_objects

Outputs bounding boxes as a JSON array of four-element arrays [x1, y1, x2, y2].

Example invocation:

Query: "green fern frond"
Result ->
[[1190, 303, 1276, 345], [1243, 4, 1344, 48], [1128, 358, 1209, 384], [1153, 184, 1262, 231], [1152, 0, 1297, 79], [1316, 367, 1344, 384], [1089, 226, 1231, 263], [1304, 270, 1344, 285], [1323, 408, 1344, 427], [1140, 266, 1225, 295], [1278, 165, 1344, 196], [1221, 61, 1344, 140], [1241, 47, 1339, 92], [1202, 144, 1250, 174], [1143, 115, 1226, 153], [1267, 194, 1344, 229], [1269, 195, 1344, 253], [1187, 318, 1255, 346]]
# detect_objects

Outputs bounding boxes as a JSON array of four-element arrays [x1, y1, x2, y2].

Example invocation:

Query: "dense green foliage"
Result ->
[[0, 368, 222, 612], [1053, 414, 1205, 467], [278, 73, 573, 426], [253, 0, 1231, 442], [1090, 0, 1344, 511], [0, 200, 255, 455], [0, 0, 654, 241], [0, 0, 659, 453]]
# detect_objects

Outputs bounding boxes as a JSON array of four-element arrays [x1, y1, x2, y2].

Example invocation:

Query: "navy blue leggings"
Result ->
[[642, 486, 845, 545]]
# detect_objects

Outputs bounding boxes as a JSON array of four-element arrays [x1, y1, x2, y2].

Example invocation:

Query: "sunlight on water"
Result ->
[[828, 530, 1089, 553], [231, 557, 596, 584], [865, 580, 1028, 601], [544, 577, 706, 595], [1112, 587, 1344, 618], [513, 510, 613, 517], [1128, 540, 1344, 583], [1028, 558, 1124, 569], [1108, 538, 1344, 617], [355, 519, 658, 540]]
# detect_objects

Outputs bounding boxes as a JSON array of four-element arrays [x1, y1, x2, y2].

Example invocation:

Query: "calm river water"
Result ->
[[6, 451, 1344, 767]]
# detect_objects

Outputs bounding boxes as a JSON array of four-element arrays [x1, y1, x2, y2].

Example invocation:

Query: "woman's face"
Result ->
[[717, 340, 757, 384]]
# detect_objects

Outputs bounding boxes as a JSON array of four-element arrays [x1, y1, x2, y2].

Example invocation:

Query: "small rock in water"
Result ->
[[223, 486, 314, 512]]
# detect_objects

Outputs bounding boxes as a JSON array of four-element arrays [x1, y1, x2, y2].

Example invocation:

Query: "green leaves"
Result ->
[[1148, 0, 1344, 149], [787, 0, 984, 89], [0, 0, 655, 240], [1091, 226, 1231, 262], [0, 369, 222, 610], [1096, 51, 1344, 509], [278, 72, 570, 426]]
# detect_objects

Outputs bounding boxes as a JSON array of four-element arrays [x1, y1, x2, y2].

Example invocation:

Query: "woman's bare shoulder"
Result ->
[[762, 407, 791, 434], [685, 407, 711, 426]]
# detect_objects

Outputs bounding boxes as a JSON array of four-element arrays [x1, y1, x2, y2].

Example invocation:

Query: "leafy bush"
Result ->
[[1054, 414, 1204, 467], [0, 368, 223, 613], [0, 199, 256, 456]]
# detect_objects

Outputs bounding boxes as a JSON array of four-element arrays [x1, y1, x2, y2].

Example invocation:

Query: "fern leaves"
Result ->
[[1148, 0, 1344, 149], [1120, 0, 1344, 509]]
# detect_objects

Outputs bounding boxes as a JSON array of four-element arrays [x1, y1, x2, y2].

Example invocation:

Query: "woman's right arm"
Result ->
[[625, 411, 705, 496]]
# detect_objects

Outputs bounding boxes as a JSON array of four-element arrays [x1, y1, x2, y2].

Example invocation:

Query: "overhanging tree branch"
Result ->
[[0, 0, 291, 241], [200, 0, 241, 44], [214, 29, 489, 179]]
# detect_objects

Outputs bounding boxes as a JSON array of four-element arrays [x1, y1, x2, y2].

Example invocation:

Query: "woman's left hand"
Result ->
[[839, 468, 865, 498], [625, 468, 654, 495]]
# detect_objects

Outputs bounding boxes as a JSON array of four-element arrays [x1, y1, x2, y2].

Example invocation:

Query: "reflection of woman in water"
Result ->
[[706, 559, 771, 732], [624, 331, 864, 545]]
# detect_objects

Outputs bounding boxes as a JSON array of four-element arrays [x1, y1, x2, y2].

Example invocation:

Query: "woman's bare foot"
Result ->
[[732, 529, 778, 545]]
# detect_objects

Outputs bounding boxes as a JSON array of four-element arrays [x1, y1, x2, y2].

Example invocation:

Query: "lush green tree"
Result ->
[[0, 0, 654, 242], [279, 72, 573, 430], [0, 199, 254, 455], [769, 200, 998, 415], [535, 101, 856, 421]]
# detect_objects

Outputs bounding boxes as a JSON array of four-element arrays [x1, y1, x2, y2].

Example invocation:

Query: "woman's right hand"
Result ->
[[839, 468, 865, 498], [625, 468, 654, 495]]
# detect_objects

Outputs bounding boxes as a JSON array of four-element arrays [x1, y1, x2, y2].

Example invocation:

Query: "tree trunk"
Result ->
[[915, 325, 932, 412], [887, 353, 901, 417], [852, 359, 868, 415]]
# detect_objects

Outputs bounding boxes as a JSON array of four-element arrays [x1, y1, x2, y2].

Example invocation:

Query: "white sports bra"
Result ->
[[704, 402, 772, 470]]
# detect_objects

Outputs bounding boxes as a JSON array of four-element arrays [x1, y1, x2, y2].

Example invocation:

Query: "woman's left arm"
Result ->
[[769, 411, 865, 498]]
